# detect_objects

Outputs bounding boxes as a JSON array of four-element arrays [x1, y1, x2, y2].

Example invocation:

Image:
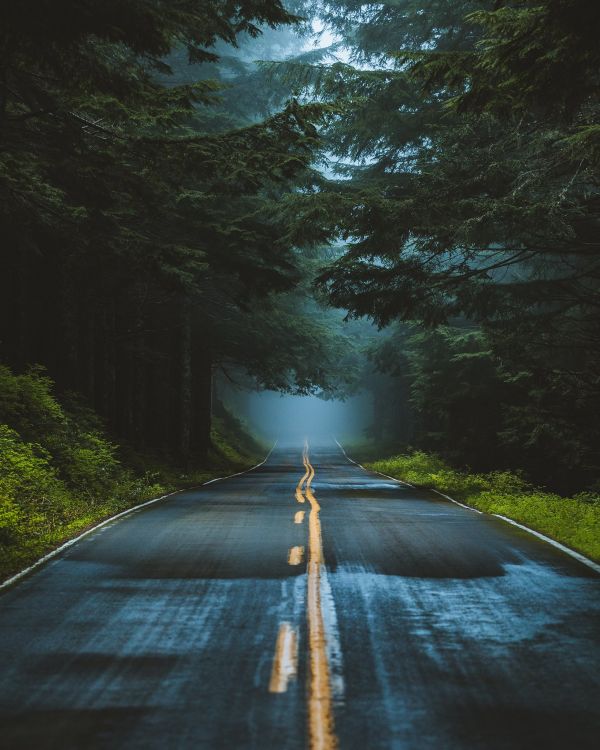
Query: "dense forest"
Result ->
[[0, 1, 359, 466], [1, 0, 600, 565], [296, 0, 600, 494]]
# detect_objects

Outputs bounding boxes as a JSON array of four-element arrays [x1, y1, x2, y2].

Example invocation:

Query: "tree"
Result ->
[[286, 0, 600, 489], [0, 1, 343, 465]]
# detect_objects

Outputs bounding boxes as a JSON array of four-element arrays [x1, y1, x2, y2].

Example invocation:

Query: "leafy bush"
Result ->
[[0, 365, 65, 444], [0, 366, 166, 577], [61, 434, 121, 500], [0, 365, 124, 501], [0, 424, 68, 547], [367, 451, 600, 562], [373, 451, 488, 498]]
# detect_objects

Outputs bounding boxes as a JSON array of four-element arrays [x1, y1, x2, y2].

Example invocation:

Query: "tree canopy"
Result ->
[[0, 0, 357, 464], [277, 0, 600, 489]]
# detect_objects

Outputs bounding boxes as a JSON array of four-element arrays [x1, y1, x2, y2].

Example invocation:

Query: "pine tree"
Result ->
[[0, 1, 347, 464], [287, 0, 600, 488]]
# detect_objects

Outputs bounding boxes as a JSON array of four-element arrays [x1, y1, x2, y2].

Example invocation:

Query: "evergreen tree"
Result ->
[[288, 0, 600, 489], [0, 0, 348, 464]]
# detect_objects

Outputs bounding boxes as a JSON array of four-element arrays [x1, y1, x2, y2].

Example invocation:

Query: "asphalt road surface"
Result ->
[[1, 438, 599, 749]]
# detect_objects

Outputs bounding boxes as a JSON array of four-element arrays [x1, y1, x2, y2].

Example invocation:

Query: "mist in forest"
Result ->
[[241, 391, 373, 443]]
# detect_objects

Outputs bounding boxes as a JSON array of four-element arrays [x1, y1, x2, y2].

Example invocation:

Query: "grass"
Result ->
[[360, 450, 600, 564]]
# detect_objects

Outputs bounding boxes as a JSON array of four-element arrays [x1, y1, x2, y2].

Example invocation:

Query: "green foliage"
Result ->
[[367, 451, 600, 562], [368, 321, 600, 490], [0, 364, 261, 581], [61, 434, 121, 500], [0, 365, 121, 498], [0, 365, 64, 442], [0, 365, 161, 571], [402, 326, 505, 470], [275, 0, 600, 491], [309, 0, 600, 343], [458, 1, 600, 118], [221, 286, 361, 396], [0, 425, 67, 546], [0, 0, 353, 470]]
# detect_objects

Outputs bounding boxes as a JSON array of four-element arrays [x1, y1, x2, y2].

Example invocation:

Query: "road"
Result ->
[[0, 438, 599, 749]]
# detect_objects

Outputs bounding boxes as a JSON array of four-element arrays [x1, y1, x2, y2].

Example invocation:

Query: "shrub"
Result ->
[[0, 366, 167, 577], [0, 424, 68, 546], [0, 366, 125, 503]]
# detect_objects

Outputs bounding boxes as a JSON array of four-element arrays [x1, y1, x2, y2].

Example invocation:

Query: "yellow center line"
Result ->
[[304, 443, 338, 750], [288, 545, 305, 565], [295, 448, 310, 504], [294, 510, 306, 524], [268, 622, 299, 694]]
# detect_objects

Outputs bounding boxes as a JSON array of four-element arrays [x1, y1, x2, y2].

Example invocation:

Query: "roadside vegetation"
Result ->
[[0, 365, 264, 582], [364, 451, 600, 563]]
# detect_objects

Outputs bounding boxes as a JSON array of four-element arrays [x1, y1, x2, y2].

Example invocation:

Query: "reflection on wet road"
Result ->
[[0, 438, 599, 749]]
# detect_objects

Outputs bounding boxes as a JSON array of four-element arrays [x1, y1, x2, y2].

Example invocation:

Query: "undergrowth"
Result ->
[[0, 365, 263, 582]]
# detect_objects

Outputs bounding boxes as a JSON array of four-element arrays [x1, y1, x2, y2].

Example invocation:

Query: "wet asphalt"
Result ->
[[0, 438, 599, 749]]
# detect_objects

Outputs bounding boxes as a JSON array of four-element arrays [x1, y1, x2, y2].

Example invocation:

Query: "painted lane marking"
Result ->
[[268, 622, 299, 693], [202, 440, 278, 484], [335, 436, 482, 513], [494, 514, 600, 574], [296, 450, 310, 503], [334, 438, 600, 575], [304, 444, 338, 750], [288, 546, 305, 566], [1, 442, 278, 592], [295, 511, 306, 524], [432, 489, 483, 514]]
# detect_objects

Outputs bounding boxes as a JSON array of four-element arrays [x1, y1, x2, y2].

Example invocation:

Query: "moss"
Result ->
[[366, 451, 600, 563]]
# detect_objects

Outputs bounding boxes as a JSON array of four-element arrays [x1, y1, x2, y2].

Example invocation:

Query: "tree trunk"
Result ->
[[59, 258, 79, 390], [84, 306, 95, 407], [102, 300, 117, 427], [179, 294, 193, 467], [192, 344, 213, 462]]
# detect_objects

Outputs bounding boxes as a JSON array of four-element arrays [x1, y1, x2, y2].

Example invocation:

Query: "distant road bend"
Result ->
[[0, 438, 599, 749]]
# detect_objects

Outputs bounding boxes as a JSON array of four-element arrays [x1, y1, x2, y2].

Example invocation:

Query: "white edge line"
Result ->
[[493, 514, 600, 575], [0, 440, 278, 592], [334, 437, 414, 487], [333, 437, 600, 575], [334, 438, 479, 512], [430, 489, 483, 514]]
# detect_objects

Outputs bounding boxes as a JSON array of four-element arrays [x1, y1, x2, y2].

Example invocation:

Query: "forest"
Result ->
[[1, 0, 600, 574]]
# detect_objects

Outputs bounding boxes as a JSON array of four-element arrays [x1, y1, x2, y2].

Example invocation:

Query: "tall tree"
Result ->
[[284, 0, 600, 489], [0, 0, 343, 464]]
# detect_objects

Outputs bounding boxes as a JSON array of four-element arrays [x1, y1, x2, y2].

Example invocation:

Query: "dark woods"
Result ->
[[1, 1, 599, 493], [306, 0, 600, 492], [0, 1, 332, 466]]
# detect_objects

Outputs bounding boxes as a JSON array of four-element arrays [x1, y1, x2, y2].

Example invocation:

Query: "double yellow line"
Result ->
[[270, 441, 338, 749], [295, 442, 314, 504], [300, 441, 338, 750]]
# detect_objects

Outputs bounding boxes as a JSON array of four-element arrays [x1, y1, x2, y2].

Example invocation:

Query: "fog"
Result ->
[[205, 18, 389, 449], [230, 390, 374, 443]]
